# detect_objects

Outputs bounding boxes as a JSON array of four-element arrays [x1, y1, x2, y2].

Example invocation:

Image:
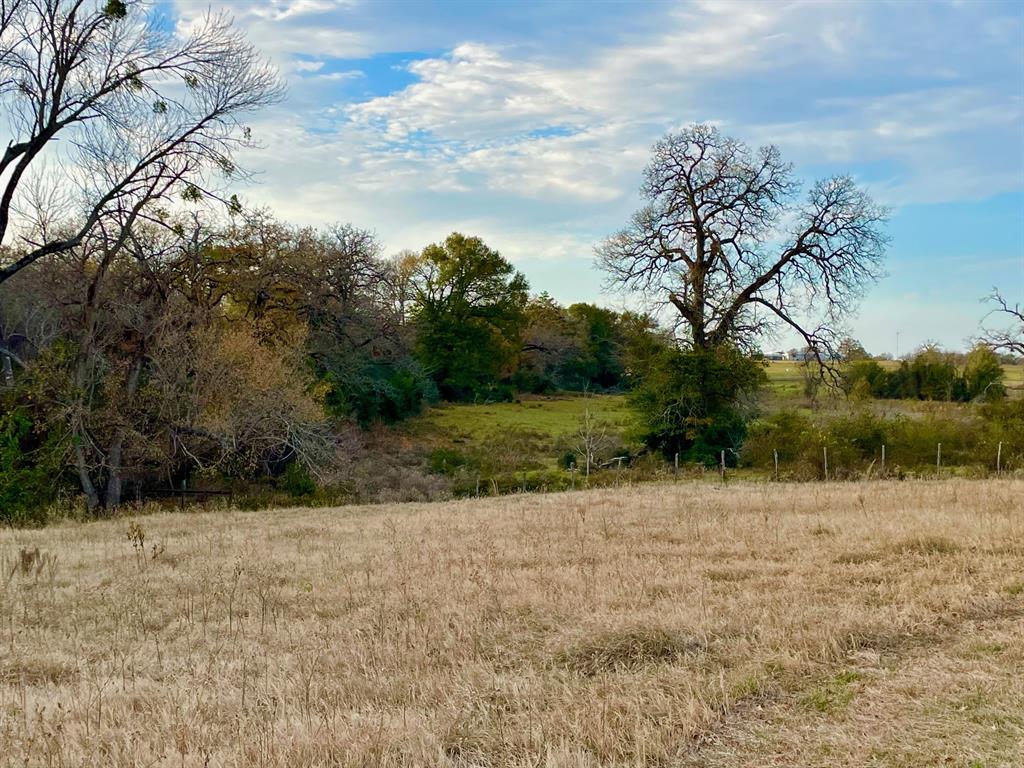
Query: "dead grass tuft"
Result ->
[[554, 626, 699, 676], [892, 535, 961, 556], [833, 550, 882, 565]]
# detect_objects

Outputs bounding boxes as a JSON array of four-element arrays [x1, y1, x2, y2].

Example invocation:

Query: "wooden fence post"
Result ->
[[996, 441, 1002, 476], [720, 450, 726, 482], [823, 446, 829, 481], [773, 448, 779, 481], [936, 442, 942, 470], [881, 444, 885, 473]]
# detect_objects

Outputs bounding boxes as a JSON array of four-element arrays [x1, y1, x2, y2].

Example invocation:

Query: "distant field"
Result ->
[[3, 480, 1021, 766], [765, 359, 1024, 397], [1004, 362, 1024, 390]]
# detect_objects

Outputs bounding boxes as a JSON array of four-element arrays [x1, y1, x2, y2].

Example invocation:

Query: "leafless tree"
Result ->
[[570, 406, 612, 477], [597, 124, 888, 370], [0, 0, 282, 285], [978, 289, 1023, 357]]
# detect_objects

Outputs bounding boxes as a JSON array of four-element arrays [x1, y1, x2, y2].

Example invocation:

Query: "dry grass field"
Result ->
[[2, 480, 1022, 767]]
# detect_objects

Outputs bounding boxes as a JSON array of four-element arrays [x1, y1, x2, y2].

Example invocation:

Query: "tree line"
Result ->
[[0, 1, 1021, 522], [0, 213, 669, 517], [841, 344, 1007, 402]]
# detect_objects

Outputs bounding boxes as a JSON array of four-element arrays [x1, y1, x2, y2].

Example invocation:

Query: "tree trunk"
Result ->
[[74, 441, 101, 513], [103, 355, 144, 509]]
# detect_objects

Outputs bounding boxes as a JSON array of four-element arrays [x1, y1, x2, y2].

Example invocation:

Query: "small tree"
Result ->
[[570, 407, 612, 477], [963, 344, 1005, 401], [838, 337, 869, 361]]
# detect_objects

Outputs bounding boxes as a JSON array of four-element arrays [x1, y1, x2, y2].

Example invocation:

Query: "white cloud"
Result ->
[[250, 0, 354, 23], [749, 87, 1024, 205]]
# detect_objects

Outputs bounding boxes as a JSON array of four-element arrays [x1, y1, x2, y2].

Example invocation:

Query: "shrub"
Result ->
[[963, 345, 1006, 401], [841, 360, 888, 398], [323, 357, 437, 425], [279, 461, 316, 497], [0, 405, 66, 526], [631, 346, 765, 465], [428, 447, 475, 476]]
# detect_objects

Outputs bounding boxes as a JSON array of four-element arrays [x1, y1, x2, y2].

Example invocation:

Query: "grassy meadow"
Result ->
[[412, 394, 635, 447], [394, 361, 1024, 488], [2, 479, 1022, 766]]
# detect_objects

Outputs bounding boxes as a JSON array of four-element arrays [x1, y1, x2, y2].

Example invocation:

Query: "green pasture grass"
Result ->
[[411, 393, 636, 442]]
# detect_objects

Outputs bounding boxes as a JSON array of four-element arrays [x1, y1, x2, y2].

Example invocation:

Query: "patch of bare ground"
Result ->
[[0, 479, 1021, 767]]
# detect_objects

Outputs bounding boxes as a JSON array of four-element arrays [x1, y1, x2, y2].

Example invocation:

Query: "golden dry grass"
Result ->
[[1, 479, 1022, 767]]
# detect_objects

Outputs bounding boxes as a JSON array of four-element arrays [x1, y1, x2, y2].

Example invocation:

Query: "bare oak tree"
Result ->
[[0, 0, 282, 284], [979, 289, 1023, 357], [597, 124, 888, 366]]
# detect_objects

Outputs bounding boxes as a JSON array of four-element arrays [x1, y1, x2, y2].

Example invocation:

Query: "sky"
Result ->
[[171, 0, 1024, 355]]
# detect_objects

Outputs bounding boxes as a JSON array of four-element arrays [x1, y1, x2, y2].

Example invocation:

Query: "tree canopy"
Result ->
[[0, 0, 282, 285], [410, 233, 529, 401], [597, 124, 888, 365]]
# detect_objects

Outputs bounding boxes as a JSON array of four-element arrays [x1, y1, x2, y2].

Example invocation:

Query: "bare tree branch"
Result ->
[[597, 124, 888, 365], [978, 288, 1024, 356], [0, 0, 283, 285]]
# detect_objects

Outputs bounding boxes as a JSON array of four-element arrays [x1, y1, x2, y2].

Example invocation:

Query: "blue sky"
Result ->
[[174, 0, 1024, 354]]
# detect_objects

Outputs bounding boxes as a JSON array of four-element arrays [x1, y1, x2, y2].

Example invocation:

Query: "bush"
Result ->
[[963, 345, 1006, 401], [428, 447, 476, 476], [0, 405, 66, 526], [841, 360, 888, 398], [279, 461, 316, 497], [323, 357, 437, 425], [742, 410, 824, 479], [631, 346, 766, 465]]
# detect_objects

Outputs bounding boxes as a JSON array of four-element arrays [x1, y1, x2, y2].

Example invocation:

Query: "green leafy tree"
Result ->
[[909, 345, 963, 401], [962, 344, 1005, 401], [516, 294, 578, 393], [410, 234, 529, 401], [563, 304, 624, 390], [838, 337, 869, 361]]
